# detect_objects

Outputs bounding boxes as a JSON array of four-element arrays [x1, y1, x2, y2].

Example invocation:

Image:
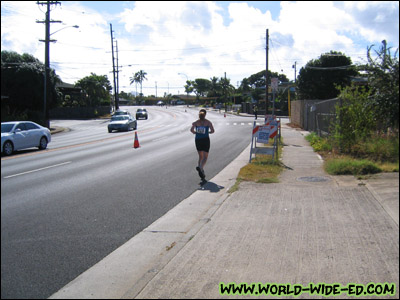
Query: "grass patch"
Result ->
[[305, 132, 332, 152], [325, 158, 382, 175], [306, 132, 398, 176], [228, 138, 284, 193], [237, 155, 283, 183], [228, 178, 242, 194]]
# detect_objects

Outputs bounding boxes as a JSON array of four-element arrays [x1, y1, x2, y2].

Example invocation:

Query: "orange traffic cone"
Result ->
[[133, 132, 140, 148]]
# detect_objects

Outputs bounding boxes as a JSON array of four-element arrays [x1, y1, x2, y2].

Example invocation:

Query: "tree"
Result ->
[[297, 51, 359, 100], [1, 50, 60, 124], [130, 70, 147, 97], [192, 78, 211, 98], [184, 80, 194, 96], [218, 76, 235, 103], [238, 77, 252, 93], [334, 85, 376, 152], [241, 70, 289, 101], [208, 76, 221, 97], [361, 41, 399, 129], [75, 73, 112, 107]]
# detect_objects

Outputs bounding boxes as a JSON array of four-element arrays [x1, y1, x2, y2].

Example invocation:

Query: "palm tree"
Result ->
[[219, 77, 235, 103], [208, 76, 221, 97], [129, 70, 147, 97]]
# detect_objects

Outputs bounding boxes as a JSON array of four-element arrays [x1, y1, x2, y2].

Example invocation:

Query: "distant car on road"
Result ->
[[136, 108, 148, 120], [108, 115, 137, 133], [112, 109, 131, 116], [1, 121, 51, 156]]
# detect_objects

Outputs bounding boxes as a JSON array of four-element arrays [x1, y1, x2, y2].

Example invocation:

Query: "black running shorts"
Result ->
[[195, 137, 210, 152]]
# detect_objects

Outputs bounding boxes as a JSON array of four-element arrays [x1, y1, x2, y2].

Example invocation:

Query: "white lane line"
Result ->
[[3, 161, 72, 179]]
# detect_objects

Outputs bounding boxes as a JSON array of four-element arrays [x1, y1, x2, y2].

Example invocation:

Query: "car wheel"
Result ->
[[38, 136, 48, 150], [3, 141, 14, 156]]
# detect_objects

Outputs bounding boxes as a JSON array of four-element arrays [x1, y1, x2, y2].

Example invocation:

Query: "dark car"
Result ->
[[136, 108, 148, 120], [108, 115, 137, 133]]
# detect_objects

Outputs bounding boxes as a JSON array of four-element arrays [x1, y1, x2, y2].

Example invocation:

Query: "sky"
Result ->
[[1, 1, 399, 97]]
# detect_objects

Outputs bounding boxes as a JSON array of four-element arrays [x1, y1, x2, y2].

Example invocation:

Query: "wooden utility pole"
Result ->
[[265, 29, 269, 116], [37, 1, 61, 128], [110, 24, 119, 111]]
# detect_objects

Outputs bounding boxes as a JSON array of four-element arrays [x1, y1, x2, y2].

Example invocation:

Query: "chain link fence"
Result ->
[[291, 98, 340, 136]]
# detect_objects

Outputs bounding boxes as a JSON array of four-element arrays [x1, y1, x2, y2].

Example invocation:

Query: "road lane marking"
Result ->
[[3, 161, 72, 179], [1, 125, 162, 161]]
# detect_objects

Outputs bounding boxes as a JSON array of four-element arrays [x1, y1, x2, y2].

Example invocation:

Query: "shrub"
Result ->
[[305, 132, 332, 152], [333, 85, 376, 153], [325, 158, 382, 175]]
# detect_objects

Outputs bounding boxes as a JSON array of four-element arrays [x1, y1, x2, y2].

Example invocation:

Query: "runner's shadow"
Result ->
[[198, 181, 224, 193]]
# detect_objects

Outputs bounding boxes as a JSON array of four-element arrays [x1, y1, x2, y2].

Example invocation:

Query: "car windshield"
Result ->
[[137, 109, 146, 112], [1, 124, 15, 133], [111, 116, 128, 121], [114, 111, 129, 115]]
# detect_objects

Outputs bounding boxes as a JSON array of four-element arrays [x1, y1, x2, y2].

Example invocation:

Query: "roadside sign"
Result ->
[[257, 126, 270, 144], [265, 114, 275, 124], [250, 119, 280, 162]]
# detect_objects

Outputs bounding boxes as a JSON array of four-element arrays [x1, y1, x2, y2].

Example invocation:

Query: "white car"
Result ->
[[108, 115, 137, 133], [1, 121, 51, 156]]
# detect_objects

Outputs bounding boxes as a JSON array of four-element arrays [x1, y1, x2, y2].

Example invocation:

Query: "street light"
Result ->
[[40, 24, 79, 128], [50, 25, 79, 36]]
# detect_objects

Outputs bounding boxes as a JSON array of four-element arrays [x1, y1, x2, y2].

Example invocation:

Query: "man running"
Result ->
[[190, 109, 215, 180]]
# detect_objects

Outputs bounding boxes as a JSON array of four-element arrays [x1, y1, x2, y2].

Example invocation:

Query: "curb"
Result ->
[[49, 144, 251, 299]]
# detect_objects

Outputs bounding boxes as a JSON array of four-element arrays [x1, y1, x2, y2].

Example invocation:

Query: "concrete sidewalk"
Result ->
[[135, 124, 399, 299], [50, 122, 399, 299]]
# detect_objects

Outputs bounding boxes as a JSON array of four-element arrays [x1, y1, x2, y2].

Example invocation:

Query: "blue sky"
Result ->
[[1, 1, 399, 97]]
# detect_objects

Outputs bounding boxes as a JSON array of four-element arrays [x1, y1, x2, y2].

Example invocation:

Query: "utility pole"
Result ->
[[382, 40, 387, 67], [265, 29, 269, 116], [224, 72, 227, 112], [116, 40, 120, 99], [37, 1, 61, 128], [110, 24, 119, 111]]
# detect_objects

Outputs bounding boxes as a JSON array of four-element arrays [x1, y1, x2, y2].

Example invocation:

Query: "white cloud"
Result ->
[[1, 1, 43, 56], [1, 1, 398, 97]]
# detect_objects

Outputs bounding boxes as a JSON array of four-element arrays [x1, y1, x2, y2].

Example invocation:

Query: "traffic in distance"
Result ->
[[1, 108, 149, 155]]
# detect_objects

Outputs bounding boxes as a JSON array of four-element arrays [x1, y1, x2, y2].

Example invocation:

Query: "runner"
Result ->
[[190, 109, 215, 180]]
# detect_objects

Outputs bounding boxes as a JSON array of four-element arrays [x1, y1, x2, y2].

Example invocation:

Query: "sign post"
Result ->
[[271, 78, 279, 116]]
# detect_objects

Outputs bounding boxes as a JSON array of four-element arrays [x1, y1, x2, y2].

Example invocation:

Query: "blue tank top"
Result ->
[[195, 125, 209, 139]]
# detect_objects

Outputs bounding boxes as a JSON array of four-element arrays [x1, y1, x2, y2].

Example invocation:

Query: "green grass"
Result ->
[[306, 132, 398, 176], [305, 132, 332, 152], [237, 155, 283, 183], [325, 158, 382, 175], [228, 138, 284, 193]]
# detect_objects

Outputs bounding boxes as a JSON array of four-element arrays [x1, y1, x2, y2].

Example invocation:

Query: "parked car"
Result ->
[[108, 115, 137, 133], [136, 108, 148, 120], [112, 109, 131, 116], [1, 121, 51, 156]]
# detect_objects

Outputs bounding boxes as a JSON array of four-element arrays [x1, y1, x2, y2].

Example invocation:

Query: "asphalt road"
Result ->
[[1, 106, 256, 299]]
